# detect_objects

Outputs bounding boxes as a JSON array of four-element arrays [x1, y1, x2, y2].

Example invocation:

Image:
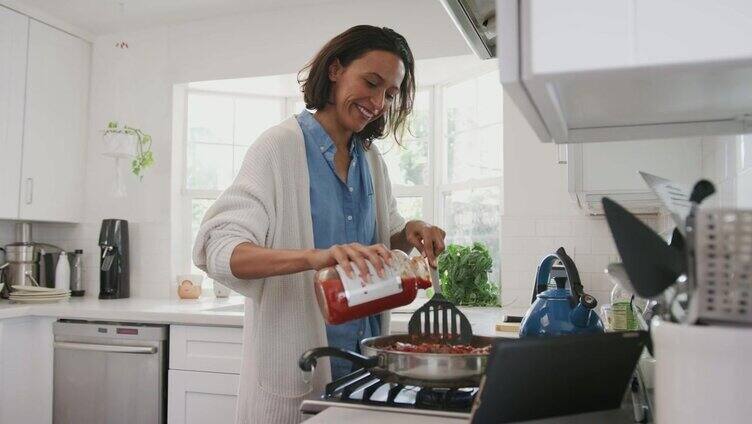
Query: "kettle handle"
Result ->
[[555, 247, 584, 300], [532, 247, 585, 303]]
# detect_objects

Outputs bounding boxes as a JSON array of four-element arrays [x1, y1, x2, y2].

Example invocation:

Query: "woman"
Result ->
[[193, 25, 447, 424]]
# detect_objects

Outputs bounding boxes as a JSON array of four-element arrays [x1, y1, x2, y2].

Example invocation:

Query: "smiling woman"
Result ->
[[298, 25, 416, 148], [192, 25, 448, 424]]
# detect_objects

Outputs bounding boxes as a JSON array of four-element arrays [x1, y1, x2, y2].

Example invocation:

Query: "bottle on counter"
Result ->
[[610, 283, 638, 331], [314, 250, 433, 325], [55, 251, 71, 291], [70, 249, 85, 296]]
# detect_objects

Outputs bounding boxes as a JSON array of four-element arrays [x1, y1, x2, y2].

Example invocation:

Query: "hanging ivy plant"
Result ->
[[103, 121, 154, 179]]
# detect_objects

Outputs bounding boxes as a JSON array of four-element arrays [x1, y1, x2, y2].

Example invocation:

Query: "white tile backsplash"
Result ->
[[501, 215, 630, 307]]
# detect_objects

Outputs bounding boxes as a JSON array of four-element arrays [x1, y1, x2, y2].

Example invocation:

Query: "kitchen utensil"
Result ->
[[299, 334, 496, 388], [407, 265, 473, 343], [519, 247, 603, 337], [688, 179, 716, 204], [3, 243, 39, 287], [684, 209, 752, 325], [639, 171, 692, 233], [603, 197, 686, 298]]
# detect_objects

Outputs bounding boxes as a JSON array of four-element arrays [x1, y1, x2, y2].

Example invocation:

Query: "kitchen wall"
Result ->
[[0, 0, 470, 297], [500, 92, 752, 311], [655, 134, 752, 233], [500, 92, 658, 310], [700, 134, 752, 208]]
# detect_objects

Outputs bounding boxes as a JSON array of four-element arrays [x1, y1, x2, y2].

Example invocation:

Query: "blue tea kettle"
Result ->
[[519, 247, 604, 337]]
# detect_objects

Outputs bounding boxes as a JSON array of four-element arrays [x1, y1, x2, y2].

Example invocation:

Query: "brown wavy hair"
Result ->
[[298, 25, 415, 148]]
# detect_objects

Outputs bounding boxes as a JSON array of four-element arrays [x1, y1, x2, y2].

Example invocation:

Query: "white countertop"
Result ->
[[304, 406, 635, 424], [303, 407, 467, 424], [390, 297, 525, 338], [0, 296, 245, 326], [0, 295, 524, 334]]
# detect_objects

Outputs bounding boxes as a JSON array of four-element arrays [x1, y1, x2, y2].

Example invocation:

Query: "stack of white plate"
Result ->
[[9, 285, 71, 303]]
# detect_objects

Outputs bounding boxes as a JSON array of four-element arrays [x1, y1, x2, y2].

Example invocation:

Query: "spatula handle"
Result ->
[[430, 266, 441, 295]]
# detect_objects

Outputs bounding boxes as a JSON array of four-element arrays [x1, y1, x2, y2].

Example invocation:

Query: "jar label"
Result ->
[[336, 262, 403, 307]]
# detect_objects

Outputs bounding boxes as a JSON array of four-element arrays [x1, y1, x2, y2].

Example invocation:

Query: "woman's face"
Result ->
[[328, 50, 406, 133]]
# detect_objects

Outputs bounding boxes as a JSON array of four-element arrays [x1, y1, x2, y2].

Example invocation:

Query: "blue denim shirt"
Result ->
[[296, 110, 381, 380]]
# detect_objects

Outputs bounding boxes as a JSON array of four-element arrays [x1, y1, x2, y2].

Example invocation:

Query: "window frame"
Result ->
[[434, 65, 504, 270], [181, 89, 300, 276], [180, 62, 503, 284]]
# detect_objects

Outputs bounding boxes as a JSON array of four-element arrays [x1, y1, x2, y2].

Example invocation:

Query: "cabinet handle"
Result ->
[[557, 145, 568, 164], [54, 342, 158, 354], [25, 178, 33, 204]]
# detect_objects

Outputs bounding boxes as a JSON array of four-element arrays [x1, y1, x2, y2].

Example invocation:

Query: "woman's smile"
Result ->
[[354, 103, 375, 121]]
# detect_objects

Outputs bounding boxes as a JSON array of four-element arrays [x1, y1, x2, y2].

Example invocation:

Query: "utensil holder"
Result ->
[[652, 319, 752, 423]]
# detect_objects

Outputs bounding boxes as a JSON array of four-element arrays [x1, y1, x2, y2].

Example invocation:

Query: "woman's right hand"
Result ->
[[307, 243, 393, 282]]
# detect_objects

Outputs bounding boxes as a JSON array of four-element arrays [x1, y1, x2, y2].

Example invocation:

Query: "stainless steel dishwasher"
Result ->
[[53, 320, 168, 424]]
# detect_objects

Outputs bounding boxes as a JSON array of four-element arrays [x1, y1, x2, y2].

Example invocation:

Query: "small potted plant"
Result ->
[[102, 121, 154, 179], [433, 242, 501, 332], [437, 242, 500, 307]]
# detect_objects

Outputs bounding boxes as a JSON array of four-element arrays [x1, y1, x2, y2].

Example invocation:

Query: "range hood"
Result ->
[[439, 0, 496, 59], [495, 0, 752, 144]]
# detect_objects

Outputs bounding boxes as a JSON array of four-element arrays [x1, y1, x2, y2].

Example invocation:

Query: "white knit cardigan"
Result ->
[[193, 116, 406, 424]]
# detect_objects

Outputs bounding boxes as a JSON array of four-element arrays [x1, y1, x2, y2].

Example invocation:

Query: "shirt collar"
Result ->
[[299, 109, 359, 156]]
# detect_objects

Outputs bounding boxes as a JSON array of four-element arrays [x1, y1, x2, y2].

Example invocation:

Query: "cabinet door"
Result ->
[[0, 317, 55, 424], [20, 20, 89, 222], [169, 325, 243, 374], [0, 6, 28, 219], [168, 370, 238, 424]]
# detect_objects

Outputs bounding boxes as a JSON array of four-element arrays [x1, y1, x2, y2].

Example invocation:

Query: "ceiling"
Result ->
[[8, 0, 339, 35]]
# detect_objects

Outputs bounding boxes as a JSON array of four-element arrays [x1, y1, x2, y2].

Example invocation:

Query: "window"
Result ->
[[183, 89, 300, 283], [381, 66, 503, 281], [180, 61, 503, 289]]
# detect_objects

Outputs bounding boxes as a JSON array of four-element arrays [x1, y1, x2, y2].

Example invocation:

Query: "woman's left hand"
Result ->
[[403, 220, 447, 268]]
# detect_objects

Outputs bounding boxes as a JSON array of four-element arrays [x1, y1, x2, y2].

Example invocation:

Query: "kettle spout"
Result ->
[[570, 294, 598, 328]]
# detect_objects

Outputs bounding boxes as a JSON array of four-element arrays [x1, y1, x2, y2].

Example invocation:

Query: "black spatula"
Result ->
[[602, 197, 686, 298], [408, 266, 473, 344]]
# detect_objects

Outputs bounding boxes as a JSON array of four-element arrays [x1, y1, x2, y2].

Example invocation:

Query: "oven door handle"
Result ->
[[54, 341, 157, 354]]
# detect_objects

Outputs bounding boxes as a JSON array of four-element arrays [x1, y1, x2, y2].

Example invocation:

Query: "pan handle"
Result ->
[[299, 347, 380, 373]]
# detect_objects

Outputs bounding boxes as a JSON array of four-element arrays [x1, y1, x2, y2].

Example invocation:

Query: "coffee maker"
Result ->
[[98, 219, 129, 299]]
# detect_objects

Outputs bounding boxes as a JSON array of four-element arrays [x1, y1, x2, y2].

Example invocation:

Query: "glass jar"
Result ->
[[313, 250, 432, 325]]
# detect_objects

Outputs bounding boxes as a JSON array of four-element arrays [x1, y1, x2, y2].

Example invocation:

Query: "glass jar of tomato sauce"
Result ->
[[313, 250, 433, 325]]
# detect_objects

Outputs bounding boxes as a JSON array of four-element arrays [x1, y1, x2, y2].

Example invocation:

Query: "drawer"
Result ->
[[168, 369, 238, 424], [169, 325, 243, 374]]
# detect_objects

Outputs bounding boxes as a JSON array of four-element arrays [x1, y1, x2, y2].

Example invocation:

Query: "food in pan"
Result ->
[[385, 341, 491, 354]]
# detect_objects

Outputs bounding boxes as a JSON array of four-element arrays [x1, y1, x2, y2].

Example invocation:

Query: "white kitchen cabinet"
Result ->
[[168, 325, 243, 424], [169, 325, 243, 374], [0, 316, 56, 424], [0, 6, 28, 220], [498, 0, 752, 144], [567, 138, 702, 214], [19, 19, 89, 222], [168, 369, 239, 424]]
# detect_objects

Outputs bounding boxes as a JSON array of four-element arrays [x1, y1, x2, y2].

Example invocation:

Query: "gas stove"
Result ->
[[300, 368, 477, 419]]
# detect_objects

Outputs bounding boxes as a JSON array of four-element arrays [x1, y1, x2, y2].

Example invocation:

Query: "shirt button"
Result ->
[[357, 331, 364, 337], [348, 187, 354, 192], [320, 146, 325, 151], [347, 215, 353, 221]]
